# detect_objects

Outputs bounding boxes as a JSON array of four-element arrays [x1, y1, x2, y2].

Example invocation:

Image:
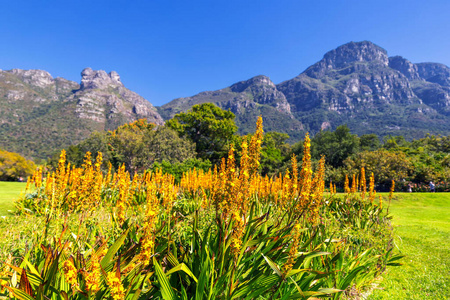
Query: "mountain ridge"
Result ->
[[160, 41, 450, 140], [0, 68, 163, 160], [2, 40, 450, 160]]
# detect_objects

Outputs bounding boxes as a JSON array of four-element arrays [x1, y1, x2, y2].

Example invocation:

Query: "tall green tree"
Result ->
[[107, 122, 196, 173], [311, 125, 360, 168], [166, 103, 238, 163], [260, 132, 291, 176], [360, 133, 381, 151]]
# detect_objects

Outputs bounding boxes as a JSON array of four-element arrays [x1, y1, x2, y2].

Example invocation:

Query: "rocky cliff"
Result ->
[[0, 68, 163, 159], [72, 68, 163, 130]]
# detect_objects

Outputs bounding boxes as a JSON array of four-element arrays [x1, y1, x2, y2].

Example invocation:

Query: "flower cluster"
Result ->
[[107, 272, 125, 300], [62, 260, 78, 289], [85, 253, 101, 293]]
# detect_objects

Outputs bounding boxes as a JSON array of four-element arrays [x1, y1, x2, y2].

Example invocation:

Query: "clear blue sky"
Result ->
[[1, 0, 449, 106]]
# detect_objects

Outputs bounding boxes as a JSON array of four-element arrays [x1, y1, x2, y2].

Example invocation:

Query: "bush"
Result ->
[[0, 148, 36, 181]]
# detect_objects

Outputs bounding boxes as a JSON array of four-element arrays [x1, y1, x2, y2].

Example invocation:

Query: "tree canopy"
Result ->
[[58, 119, 196, 173], [0, 148, 36, 181], [166, 103, 238, 163], [309, 125, 360, 168]]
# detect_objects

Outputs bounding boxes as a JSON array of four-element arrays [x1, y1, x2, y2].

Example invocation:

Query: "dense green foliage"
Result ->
[[166, 103, 238, 163], [150, 158, 212, 182], [309, 125, 360, 168], [260, 131, 291, 176], [51, 120, 197, 173], [286, 127, 450, 191]]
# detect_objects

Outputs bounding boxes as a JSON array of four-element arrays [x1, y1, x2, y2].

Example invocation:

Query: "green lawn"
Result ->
[[0, 181, 27, 216], [368, 193, 450, 299]]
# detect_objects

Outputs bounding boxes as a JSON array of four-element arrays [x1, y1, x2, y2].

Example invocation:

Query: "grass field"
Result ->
[[368, 193, 450, 299], [0, 185, 448, 299], [0, 182, 27, 216]]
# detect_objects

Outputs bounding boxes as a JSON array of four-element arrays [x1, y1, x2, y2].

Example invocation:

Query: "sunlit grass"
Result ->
[[369, 193, 450, 299], [0, 181, 26, 216]]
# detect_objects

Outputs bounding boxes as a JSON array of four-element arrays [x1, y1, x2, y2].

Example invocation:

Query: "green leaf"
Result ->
[[153, 258, 176, 300], [10, 287, 35, 300], [166, 252, 180, 267], [43, 253, 60, 294], [387, 262, 403, 266], [303, 252, 330, 268], [339, 266, 366, 290], [22, 258, 41, 280], [285, 268, 310, 278], [100, 229, 129, 270], [261, 253, 282, 277], [166, 263, 198, 283]]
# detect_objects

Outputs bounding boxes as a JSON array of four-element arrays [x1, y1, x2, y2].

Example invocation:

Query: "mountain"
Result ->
[[159, 41, 450, 140], [0, 68, 163, 160], [159, 75, 304, 140], [2, 41, 450, 160]]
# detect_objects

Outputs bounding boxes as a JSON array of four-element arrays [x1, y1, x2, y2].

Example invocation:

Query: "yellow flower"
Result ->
[[85, 253, 101, 293], [0, 279, 8, 292], [107, 272, 125, 300], [63, 260, 78, 288]]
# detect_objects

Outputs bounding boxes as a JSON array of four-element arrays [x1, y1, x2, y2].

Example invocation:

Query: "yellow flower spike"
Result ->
[[63, 260, 79, 289], [107, 272, 125, 300], [297, 133, 312, 213], [85, 253, 101, 293], [369, 172, 375, 203], [344, 174, 350, 194], [285, 221, 302, 272], [360, 167, 366, 200], [389, 180, 395, 201]]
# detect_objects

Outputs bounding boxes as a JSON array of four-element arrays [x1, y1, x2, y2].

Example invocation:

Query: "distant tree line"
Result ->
[[39, 103, 448, 191]]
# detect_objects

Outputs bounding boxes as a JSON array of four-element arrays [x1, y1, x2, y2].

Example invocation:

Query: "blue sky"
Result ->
[[1, 0, 449, 106]]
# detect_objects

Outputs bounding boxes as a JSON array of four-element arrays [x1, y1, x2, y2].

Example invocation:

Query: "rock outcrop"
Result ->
[[73, 68, 163, 128], [389, 56, 422, 81], [0, 68, 163, 159], [416, 63, 450, 87]]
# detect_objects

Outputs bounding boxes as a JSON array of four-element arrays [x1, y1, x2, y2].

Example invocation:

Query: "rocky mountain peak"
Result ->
[[389, 56, 421, 80], [74, 68, 163, 127], [325, 41, 389, 67], [305, 41, 389, 78], [230, 75, 275, 93], [7, 69, 55, 88], [80, 67, 123, 90]]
